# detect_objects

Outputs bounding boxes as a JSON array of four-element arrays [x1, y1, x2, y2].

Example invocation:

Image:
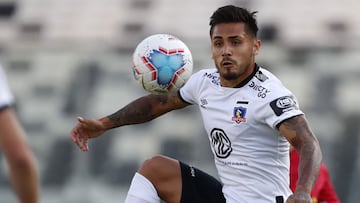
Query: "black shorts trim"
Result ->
[[179, 161, 226, 203]]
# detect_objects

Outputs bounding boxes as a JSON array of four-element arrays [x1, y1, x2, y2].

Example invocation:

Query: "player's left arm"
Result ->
[[279, 115, 322, 200], [71, 91, 190, 151]]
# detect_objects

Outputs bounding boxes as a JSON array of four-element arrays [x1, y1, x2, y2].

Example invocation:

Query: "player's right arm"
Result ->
[[70, 91, 189, 151], [279, 115, 322, 203]]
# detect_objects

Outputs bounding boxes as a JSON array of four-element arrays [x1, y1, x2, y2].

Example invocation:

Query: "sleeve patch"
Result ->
[[270, 96, 298, 116]]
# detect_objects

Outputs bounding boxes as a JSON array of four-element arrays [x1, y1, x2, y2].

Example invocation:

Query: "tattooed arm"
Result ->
[[106, 92, 188, 127], [279, 115, 322, 203], [70, 92, 189, 151]]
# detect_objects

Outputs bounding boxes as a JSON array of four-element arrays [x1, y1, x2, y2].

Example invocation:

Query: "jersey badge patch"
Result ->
[[231, 106, 247, 123], [270, 96, 297, 116]]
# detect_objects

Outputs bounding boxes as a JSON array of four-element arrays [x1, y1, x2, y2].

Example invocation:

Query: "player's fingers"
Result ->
[[74, 136, 84, 150], [72, 125, 84, 141], [70, 127, 79, 143], [72, 118, 91, 151], [83, 139, 89, 151], [78, 136, 89, 151], [76, 128, 89, 151], [70, 126, 88, 151]]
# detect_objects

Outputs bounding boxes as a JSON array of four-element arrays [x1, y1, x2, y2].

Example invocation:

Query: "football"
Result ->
[[132, 34, 193, 94]]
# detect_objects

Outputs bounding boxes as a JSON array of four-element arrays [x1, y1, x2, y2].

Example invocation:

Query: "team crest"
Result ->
[[231, 106, 247, 123]]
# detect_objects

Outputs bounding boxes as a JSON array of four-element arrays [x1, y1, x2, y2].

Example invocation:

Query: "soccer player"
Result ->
[[70, 5, 322, 203], [0, 66, 39, 203], [290, 146, 340, 203]]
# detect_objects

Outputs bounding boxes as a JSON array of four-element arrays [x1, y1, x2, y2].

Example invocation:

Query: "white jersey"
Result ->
[[0, 66, 14, 109], [179, 65, 303, 202]]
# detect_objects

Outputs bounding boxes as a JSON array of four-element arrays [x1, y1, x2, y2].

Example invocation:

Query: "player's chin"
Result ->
[[221, 71, 239, 81]]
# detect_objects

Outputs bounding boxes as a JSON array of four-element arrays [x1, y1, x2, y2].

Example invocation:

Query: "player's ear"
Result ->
[[253, 39, 261, 55]]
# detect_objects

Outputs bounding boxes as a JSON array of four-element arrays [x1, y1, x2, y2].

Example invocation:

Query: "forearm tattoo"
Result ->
[[283, 116, 322, 192], [107, 94, 171, 127]]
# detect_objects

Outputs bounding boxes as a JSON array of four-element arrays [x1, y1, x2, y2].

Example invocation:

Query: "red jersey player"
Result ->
[[290, 148, 340, 203]]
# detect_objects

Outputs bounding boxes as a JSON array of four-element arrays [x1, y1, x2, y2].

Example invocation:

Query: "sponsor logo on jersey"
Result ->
[[249, 81, 270, 98], [203, 71, 220, 85], [231, 106, 247, 123], [210, 128, 232, 158], [270, 96, 298, 116], [255, 70, 269, 82]]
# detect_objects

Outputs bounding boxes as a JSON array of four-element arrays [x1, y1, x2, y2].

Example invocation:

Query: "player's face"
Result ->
[[211, 22, 261, 87]]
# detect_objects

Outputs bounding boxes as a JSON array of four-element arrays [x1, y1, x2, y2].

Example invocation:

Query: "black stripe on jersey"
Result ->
[[236, 101, 249, 104]]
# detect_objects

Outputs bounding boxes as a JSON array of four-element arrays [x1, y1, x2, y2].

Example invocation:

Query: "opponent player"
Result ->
[[0, 66, 39, 203], [290, 146, 340, 203], [71, 5, 322, 203]]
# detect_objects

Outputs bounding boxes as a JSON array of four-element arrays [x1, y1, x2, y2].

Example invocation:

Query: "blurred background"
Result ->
[[0, 0, 359, 202]]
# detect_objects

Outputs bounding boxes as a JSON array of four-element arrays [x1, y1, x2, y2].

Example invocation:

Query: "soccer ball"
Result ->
[[132, 34, 193, 94]]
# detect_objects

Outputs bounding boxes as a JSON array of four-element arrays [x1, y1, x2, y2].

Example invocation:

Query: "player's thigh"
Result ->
[[180, 162, 226, 203], [138, 155, 182, 203]]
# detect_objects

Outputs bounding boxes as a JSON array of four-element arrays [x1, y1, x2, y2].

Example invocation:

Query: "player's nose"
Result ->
[[221, 44, 232, 56]]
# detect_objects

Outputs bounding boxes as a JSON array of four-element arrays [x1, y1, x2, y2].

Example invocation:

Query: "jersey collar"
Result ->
[[233, 63, 260, 88]]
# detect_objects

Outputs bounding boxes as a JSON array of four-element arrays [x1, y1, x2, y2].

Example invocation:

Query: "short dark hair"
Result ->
[[209, 5, 259, 38]]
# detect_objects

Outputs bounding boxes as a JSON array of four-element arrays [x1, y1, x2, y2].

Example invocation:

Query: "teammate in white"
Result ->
[[70, 5, 322, 203], [0, 66, 39, 203]]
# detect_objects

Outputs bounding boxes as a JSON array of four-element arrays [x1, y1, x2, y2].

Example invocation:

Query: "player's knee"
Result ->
[[138, 154, 180, 180], [138, 154, 168, 174]]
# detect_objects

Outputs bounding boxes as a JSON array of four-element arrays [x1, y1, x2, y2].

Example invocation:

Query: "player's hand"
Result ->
[[286, 190, 312, 203], [70, 116, 106, 151]]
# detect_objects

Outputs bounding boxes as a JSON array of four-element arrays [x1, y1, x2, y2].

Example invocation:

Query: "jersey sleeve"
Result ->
[[179, 70, 204, 105], [0, 66, 14, 109], [257, 83, 304, 129]]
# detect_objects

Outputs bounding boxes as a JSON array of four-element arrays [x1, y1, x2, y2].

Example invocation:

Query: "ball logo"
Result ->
[[210, 128, 232, 158]]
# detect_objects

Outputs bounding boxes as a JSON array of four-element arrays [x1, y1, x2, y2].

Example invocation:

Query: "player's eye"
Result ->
[[213, 41, 223, 47], [232, 40, 241, 46]]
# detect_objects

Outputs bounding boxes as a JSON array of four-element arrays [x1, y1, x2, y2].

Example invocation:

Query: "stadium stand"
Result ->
[[0, 0, 359, 202]]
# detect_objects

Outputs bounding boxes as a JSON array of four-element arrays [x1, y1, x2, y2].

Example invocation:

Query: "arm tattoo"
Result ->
[[107, 94, 181, 128], [282, 116, 311, 147], [282, 115, 322, 193]]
